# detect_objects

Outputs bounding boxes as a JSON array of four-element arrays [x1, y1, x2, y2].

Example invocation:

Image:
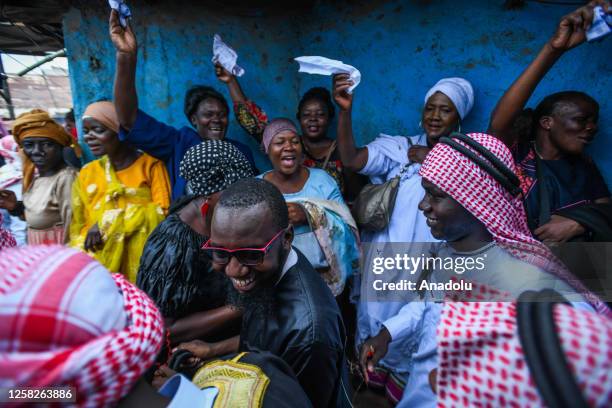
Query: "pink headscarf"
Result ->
[[419, 133, 608, 315], [262, 118, 298, 153], [0, 246, 164, 406]]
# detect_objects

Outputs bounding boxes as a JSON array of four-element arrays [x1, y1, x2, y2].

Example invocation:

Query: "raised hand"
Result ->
[[332, 73, 354, 112], [109, 9, 137, 54], [549, 1, 609, 52], [214, 63, 234, 84]]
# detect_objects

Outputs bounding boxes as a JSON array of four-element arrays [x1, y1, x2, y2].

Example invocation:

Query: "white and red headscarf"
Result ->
[[437, 300, 612, 407], [0, 213, 16, 250], [419, 132, 608, 315], [0, 245, 164, 407], [0, 135, 22, 190]]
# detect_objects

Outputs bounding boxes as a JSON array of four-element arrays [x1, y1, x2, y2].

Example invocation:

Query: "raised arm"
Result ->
[[110, 10, 138, 130], [215, 64, 247, 104], [333, 74, 368, 172], [215, 64, 268, 142], [489, 1, 607, 145]]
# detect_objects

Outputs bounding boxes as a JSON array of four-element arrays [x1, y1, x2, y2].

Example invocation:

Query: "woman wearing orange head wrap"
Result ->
[[69, 101, 170, 282], [0, 109, 77, 244]]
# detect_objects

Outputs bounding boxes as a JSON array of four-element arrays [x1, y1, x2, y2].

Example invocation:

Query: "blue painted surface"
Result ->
[[63, 0, 611, 183]]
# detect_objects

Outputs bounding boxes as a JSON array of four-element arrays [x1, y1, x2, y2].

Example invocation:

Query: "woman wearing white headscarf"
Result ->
[[332, 75, 474, 404]]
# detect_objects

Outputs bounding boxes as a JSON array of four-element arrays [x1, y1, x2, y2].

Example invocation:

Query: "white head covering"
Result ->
[[424, 77, 474, 120]]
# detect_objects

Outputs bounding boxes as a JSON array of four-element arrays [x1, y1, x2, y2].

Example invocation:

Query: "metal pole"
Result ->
[[16, 49, 66, 77], [0, 55, 15, 120]]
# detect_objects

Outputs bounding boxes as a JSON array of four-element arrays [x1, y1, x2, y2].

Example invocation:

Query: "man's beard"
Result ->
[[225, 279, 277, 318]]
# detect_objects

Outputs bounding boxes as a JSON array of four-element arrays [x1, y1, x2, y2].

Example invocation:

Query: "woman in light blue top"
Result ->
[[258, 118, 359, 297]]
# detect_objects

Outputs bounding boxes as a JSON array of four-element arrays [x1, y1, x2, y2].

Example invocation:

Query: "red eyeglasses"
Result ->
[[201, 229, 285, 266]]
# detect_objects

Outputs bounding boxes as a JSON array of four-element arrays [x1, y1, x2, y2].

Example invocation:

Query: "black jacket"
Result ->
[[239, 250, 346, 408]]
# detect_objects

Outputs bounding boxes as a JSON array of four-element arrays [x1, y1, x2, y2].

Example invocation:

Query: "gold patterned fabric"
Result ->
[[192, 352, 270, 408]]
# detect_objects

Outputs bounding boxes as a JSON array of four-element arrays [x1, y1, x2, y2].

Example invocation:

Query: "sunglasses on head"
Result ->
[[201, 229, 285, 266]]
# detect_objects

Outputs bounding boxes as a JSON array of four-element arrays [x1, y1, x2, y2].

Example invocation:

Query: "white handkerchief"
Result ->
[[211, 34, 245, 77], [108, 0, 132, 28], [586, 6, 611, 42], [294, 56, 361, 93]]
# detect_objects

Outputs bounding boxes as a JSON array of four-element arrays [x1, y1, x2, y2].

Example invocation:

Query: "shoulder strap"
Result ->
[[535, 153, 551, 227], [322, 140, 337, 169], [517, 290, 588, 408]]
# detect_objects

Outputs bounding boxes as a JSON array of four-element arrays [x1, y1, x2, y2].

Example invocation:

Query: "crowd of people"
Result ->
[[0, 1, 611, 407]]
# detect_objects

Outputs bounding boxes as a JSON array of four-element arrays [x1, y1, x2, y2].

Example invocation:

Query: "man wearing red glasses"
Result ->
[[177, 178, 349, 407]]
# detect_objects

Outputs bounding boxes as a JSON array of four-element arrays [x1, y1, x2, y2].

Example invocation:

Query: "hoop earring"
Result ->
[[418, 120, 423, 129], [455, 122, 462, 133]]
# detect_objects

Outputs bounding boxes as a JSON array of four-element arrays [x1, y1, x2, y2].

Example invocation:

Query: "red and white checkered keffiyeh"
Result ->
[[0, 212, 16, 250], [437, 301, 612, 407], [0, 245, 164, 407], [419, 132, 608, 315]]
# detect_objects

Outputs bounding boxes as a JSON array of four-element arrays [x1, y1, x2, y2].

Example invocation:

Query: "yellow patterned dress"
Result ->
[[70, 153, 170, 282]]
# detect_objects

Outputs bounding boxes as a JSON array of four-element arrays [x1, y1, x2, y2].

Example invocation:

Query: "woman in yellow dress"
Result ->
[[70, 101, 171, 282]]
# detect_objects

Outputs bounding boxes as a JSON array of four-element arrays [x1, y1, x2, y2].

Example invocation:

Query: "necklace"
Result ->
[[533, 143, 545, 159]]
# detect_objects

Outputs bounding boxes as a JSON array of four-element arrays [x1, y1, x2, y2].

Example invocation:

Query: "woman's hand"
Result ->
[[287, 203, 308, 226], [332, 73, 354, 112], [548, 1, 608, 52], [408, 146, 431, 164], [534, 215, 586, 243], [84, 223, 104, 252], [214, 63, 234, 84], [109, 9, 137, 54], [0, 190, 17, 211]]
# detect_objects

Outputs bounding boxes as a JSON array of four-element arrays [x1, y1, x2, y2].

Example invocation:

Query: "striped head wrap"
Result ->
[[419, 132, 608, 315]]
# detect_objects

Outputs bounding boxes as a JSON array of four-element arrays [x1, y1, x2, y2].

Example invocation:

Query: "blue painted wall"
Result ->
[[64, 0, 611, 182]]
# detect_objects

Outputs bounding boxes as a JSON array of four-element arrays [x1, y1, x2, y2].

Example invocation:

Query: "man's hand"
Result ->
[[174, 339, 216, 360], [152, 365, 176, 390], [534, 215, 586, 243], [109, 9, 137, 54], [359, 327, 392, 383], [548, 1, 608, 52], [408, 146, 431, 164], [287, 203, 308, 226], [332, 73, 354, 112], [0, 190, 17, 211], [84, 223, 104, 252], [215, 63, 234, 84]]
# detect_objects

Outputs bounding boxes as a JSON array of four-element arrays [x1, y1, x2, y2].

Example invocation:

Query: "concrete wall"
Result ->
[[64, 0, 611, 182]]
